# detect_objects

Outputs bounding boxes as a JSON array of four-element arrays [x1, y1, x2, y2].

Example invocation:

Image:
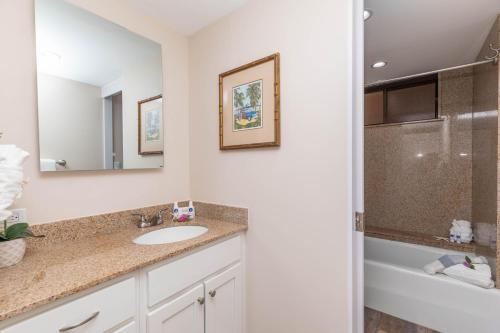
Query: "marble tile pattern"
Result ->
[[497, 15, 500, 290], [491, 14, 500, 290], [472, 16, 499, 240], [365, 68, 473, 237], [365, 226, 478, 254], [472, 17, 500, 288], [365, 308, 439, 333], [0, 202, 247, 322], [27, 201, 247, 249], [193, 201, 248, 225]]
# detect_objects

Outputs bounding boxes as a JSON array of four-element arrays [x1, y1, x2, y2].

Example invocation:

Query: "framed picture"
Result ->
[[138, 95, 163, 155], [219, 53, 280, 150]]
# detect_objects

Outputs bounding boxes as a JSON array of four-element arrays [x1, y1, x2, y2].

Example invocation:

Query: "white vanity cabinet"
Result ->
[[1, 278, 137, 333], [144, 236, 242, 333], [0, 235, 244, 333], [146, 264, 242, 333]]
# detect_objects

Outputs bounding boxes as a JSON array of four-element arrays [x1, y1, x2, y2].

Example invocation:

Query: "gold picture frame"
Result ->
[[138, 94, 163, 155], [219, 53, 280, 150]]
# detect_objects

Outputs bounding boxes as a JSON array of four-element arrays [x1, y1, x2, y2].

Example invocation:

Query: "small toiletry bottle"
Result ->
[[188, 201, 195, 220], [173, 202, 180, 220]]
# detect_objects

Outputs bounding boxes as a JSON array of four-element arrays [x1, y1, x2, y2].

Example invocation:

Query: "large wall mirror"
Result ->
[[35, 0, 164, 171]]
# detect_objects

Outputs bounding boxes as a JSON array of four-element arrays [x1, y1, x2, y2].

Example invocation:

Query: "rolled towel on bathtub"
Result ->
[[443, 264, 494, 289], [424, 255, 488, 275], [450, 219, 473, 244]]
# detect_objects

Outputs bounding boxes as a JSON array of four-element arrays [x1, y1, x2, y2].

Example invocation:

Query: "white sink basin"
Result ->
[[133, 226, 208, 245]]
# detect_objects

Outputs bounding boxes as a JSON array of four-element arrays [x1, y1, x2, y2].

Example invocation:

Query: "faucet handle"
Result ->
[[155, 208, 168, 225], [132, 213, 146, 220], [132, 213, 149, 227], [157, 208, 168, 217]]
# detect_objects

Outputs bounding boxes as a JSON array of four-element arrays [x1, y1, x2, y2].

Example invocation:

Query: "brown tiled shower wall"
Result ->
[[365, 68, 474, 237], [489, 15, 500, 285], [365, 16, 500, 284], [472, 16, 499, 263]]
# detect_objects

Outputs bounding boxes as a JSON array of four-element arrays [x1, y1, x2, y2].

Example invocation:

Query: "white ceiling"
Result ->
[[365, 0, 500, 84], [36, 0, 161, 87], [126, 0, 248, 36]]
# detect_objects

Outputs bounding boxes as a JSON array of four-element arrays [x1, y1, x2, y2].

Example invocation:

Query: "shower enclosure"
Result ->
[[364, 4, 500, 332]]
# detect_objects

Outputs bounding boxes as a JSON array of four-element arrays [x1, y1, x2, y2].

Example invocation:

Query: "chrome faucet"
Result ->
[[132, 208, 168, 228]]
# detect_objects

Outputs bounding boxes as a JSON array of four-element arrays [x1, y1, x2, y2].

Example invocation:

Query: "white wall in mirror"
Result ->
[[35, 0, 164, 171]]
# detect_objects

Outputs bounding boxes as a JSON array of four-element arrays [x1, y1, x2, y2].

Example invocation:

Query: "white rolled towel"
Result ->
[[450, 219, 473, 243], [452, 219, 471, 229], [424, 255, 487, 275], [0, 168, 25, 203], [40, 158, 56, 171], [0, 145, 30, 220], [443, 263, 494, 289], [0, 145, 29, 167]]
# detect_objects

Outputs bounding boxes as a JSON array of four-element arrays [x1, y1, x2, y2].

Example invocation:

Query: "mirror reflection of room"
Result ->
[[35, 0, 163, 171]]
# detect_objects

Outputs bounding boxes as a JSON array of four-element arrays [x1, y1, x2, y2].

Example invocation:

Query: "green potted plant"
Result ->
[[0, 220, 37, 268]]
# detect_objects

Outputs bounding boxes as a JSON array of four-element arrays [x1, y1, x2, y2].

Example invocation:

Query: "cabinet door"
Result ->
[[205, 264, 242, 333], [111, 321, 137, 333], [147, 284, 204, 333]]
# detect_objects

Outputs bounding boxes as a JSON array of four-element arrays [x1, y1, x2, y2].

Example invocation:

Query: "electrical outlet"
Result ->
[[6, 208, 28, 225]]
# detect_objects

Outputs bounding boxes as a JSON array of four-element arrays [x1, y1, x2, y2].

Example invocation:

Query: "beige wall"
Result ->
[[120, 54, 163, 169], [38, 73, 103, 170], [189, 0, 350, 332], [1, 0, 351, 330], [0, 0, 190, 224]]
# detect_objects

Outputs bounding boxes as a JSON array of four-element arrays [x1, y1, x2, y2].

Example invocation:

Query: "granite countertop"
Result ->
[[0, 202, 247, 322]]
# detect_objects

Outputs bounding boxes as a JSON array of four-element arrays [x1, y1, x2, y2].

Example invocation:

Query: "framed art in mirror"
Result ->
[[138, 95, 163, 155], [219, 53, 280, 150]]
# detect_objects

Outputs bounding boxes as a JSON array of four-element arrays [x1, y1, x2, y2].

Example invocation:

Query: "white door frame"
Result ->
[[348, 0, 364, 332]]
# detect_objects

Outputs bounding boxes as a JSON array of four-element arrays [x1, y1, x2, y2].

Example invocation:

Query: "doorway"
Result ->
[[103, 92, 124, 169]]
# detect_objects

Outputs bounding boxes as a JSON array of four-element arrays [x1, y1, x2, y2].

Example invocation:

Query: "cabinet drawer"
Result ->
[[2, 277, 136, 333], [147, 236, 241, 307]]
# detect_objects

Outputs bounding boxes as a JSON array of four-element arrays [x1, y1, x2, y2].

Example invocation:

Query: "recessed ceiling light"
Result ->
[[371, 61, 387, 69], [363, 9, 372, 21]]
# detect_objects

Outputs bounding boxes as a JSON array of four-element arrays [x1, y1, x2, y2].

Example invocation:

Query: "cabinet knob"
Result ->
[[209, 290, 216, 298], [197, 297, 205, 305]]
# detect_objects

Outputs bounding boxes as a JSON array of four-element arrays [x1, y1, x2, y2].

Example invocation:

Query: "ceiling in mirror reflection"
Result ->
[[365, 0, 500, 83], [35, 0, 164, 172], [36, 0, 161, 87]]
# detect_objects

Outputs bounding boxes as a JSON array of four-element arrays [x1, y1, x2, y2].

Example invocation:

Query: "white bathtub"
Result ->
[[365, 236, 500, 333]]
